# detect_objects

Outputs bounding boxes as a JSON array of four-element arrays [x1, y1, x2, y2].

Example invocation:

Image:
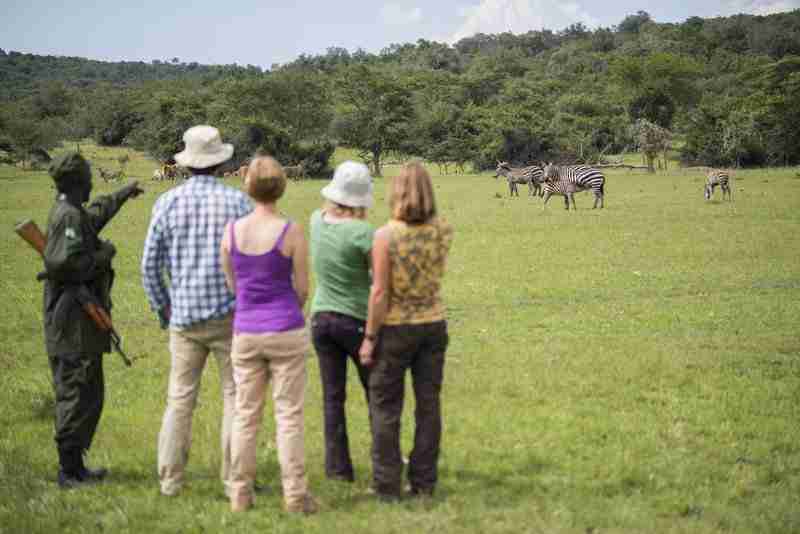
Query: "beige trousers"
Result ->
[[158, 314, 235, 496], [229, 328, 310, 506]]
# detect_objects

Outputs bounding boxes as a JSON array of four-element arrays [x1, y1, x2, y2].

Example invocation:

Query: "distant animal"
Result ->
[[542, 163, 605, 208], [540, 177, 579, 210], [494, 161, 544, 197], [162, 163, 180, 180], [98, 167, 122, 182], [237, 164, 249, 179], [704, 169, 731, 201], [284, 164, 305, 181]]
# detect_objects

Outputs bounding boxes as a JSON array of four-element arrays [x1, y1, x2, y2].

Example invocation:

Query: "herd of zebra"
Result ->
[[493, 162, 732, 209], [494, 161, 605, 209]]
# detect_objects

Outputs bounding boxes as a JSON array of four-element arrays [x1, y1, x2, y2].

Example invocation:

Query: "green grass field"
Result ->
[[1, 146, 798, 533]]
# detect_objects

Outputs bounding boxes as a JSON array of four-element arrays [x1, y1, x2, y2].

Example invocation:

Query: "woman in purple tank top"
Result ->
[[220, 156, 317, 514]]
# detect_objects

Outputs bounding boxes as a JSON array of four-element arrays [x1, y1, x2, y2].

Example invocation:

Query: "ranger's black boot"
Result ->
[[78, 451, 107, 482], [57, 448, 89, 489]]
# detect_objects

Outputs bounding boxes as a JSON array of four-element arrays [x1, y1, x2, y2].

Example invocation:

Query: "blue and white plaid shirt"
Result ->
[[141, 175, 252, 329]]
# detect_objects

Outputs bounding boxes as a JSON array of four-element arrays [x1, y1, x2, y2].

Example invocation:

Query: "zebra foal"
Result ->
[[494, 161, 544, 197], [542, 163, 605, 208], [704, 169, 731, 201], [540, 178, 579, 210]]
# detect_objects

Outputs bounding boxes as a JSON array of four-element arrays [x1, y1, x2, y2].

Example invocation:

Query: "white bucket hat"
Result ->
[[174, 125, 234, 169], [321, 161, 374, 208]]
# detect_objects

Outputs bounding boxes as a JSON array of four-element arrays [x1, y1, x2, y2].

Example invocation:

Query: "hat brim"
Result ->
[[321, 183, 374, 208], [174, 143, 234, 169]]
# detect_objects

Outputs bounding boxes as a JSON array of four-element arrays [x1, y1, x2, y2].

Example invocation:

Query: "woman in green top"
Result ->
[[309, 160, 375, 482]]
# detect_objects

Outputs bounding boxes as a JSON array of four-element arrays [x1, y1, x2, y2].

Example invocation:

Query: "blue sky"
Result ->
[[2, 0, 798, 69]]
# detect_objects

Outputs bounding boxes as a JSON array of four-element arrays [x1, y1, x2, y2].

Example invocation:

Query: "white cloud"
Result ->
[[380, 3, 423, 25], [449, 0, 599, 43], [721, 0, 800, 15]]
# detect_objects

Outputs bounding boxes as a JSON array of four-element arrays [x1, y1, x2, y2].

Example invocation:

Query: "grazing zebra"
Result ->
[[494, 161, 544, 197], [540, 178, 579, 210], [542, 163, 605, 208], [704, 169, 731, 201]]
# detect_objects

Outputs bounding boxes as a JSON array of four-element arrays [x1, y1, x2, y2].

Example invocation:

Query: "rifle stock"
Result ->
[[15, 219, 47, 258], [14, 219, 132, 366]]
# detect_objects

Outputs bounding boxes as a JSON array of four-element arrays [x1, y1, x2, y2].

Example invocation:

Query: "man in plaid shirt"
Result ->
[[141, 125, 252, 497]]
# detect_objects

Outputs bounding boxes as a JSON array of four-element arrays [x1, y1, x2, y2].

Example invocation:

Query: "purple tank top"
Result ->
[[230, 220, 305, 334]]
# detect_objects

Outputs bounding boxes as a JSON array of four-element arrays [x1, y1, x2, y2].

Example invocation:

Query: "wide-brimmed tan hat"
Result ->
[[174, 125, 234, 169], [321, 161, 373, 208]]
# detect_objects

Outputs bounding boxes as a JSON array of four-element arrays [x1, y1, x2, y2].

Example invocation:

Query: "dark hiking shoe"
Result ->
[[407, 486, 435, 498], [58, 470, 96, 490], [366, 485, 403, 502], [79, 466, 108, 481], [327, 473, 355, 483]]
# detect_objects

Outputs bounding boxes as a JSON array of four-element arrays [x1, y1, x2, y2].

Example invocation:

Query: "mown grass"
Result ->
[[1, 145, 798, 533]]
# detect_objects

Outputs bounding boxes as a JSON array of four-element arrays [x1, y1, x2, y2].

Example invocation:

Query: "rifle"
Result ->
[[14, 219, 133, 367]]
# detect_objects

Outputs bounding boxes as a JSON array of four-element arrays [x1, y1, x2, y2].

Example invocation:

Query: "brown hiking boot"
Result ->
[[285, 494, 319, 515], [230, 495, 253, 513]]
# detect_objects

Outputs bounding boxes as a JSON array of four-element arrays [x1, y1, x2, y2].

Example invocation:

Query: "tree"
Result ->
[[331, 65, 414, 176], [617, 11, 652, 34], [127, 90, 207, 162], [628, 91, 675, 129], [591, 28, 617, 52], [757, 56, 800, 165], [680, 97, 727, 166], [0, 111, 60, 168], [31, 82, 72, 119], [612, 53, 701, 128]]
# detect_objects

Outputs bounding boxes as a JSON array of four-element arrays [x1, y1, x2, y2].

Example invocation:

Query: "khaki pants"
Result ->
[[158, 314, 235, 496], [229, 328, 310, 507]]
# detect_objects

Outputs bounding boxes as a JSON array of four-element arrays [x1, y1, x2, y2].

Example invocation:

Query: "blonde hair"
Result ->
[[324, 200, 367, 220], [389, 161, 437, 224], [246, 156, 286, 203]]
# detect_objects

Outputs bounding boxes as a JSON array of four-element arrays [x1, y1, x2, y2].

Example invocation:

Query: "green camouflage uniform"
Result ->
[[43, 153, 136, 464]]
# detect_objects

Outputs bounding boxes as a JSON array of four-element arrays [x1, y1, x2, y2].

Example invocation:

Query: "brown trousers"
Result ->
[[369, 321, 448, 497]]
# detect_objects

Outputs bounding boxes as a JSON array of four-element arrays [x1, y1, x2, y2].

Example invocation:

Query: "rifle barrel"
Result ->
[[110, 330, 132, 367]]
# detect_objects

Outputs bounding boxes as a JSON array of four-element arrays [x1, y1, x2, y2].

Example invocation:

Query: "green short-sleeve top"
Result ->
[[309, 209, 375, 320]]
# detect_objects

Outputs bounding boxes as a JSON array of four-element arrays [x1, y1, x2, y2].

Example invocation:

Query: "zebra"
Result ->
[[540, 178, 579, 210], [704, 169, 731, 201], [542, 163, 605, 208], [494, 161, 544, 197]]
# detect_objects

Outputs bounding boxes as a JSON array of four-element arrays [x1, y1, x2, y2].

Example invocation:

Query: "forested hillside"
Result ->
[[2, 9, 800, 172], [0, 50, 262, 101]]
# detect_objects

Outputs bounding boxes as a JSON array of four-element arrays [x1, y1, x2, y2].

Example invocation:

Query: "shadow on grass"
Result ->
[[105, 467, 154, 487], [440, 451, 553, 507]]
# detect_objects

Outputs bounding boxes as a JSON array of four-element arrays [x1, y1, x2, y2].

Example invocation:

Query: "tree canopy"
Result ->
[[2, 9, 800, 170]]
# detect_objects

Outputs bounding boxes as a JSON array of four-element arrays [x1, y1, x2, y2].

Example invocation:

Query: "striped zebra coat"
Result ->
[[539, 178, 579, 210], [494, 161, 544, 197], [704, 169, 731, 201], [542, 163, 605, 208]]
